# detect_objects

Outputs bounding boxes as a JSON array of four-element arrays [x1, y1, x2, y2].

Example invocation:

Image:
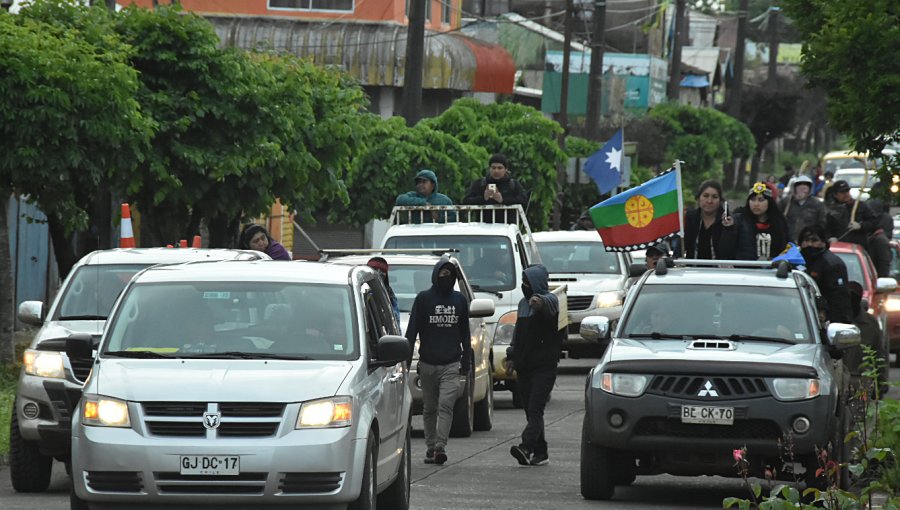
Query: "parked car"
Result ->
[[822, 150, 869, 175], [579, 259, 861, 500], [70, 260, 412, 509], [531, 231, 631, 358], [323, 253, 495, 435], [10, 247, 267, 493]]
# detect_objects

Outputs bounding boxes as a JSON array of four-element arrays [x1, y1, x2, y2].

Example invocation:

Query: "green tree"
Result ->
[[782, 0, 900, 159]]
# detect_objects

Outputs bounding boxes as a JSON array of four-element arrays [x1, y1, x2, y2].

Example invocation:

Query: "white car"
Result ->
[[832, 167, 879, 200], [531, 231, 631, 357]]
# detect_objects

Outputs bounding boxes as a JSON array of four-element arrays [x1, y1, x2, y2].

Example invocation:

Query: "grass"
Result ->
[[0, 330, 35, 459]]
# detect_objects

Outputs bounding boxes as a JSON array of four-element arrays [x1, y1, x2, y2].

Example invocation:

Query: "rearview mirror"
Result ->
[[875, 277, 897, 294], [580, 316, 611, 341], [825, 323, 860, 349], [469, 298, 495, 318], [17, 301, 44, 326], [375, 335, 411, 366]]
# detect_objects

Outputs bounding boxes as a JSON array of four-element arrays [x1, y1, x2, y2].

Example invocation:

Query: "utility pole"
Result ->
[[585, 0, 607, 141], [767, 7, 780, 86], [552, 0, 575, 230], [402, 0, 426, 126], [666, 0, 686, 101]]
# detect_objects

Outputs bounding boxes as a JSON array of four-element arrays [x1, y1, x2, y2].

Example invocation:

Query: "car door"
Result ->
[[361, 279, 405, 485]]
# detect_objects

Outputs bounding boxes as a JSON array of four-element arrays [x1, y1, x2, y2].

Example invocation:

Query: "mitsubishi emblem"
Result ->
[[697, 380, 718, 397], [202, 412, 221, 430]]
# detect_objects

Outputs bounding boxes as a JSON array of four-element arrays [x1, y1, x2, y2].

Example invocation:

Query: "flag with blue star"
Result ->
[[583, 129, 624, 195]]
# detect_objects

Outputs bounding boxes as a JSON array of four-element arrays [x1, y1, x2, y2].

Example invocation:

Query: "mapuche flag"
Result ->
[[589, 170, 683, 252]]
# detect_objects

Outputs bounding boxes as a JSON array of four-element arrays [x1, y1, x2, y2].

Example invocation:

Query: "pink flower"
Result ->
[[733, 449, 744, 462]]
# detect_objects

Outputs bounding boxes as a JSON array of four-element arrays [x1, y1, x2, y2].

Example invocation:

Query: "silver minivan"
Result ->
[[70, 260, 411, 509]]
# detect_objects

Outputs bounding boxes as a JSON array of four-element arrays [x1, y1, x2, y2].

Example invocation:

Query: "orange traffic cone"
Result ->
[[179, 239, 188, 248], [191, 235, 202, 248], [120, 203, 135, 248]]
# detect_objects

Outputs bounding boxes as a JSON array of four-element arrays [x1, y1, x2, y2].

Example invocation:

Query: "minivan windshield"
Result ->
[[55, 264, 149, 320], [537, 241, 620, 274], [103, 282, 357, 360], [388, 264, 463, 312], [384, 235, 515, 292], [621, 285, 812, 343]]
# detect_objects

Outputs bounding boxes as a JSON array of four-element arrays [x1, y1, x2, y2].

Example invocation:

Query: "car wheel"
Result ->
[[9, 404, 53, 493], [580, 416, 614, 500], [613, 471, 636, 486], [348, 430, 377, 510], [473, 374, 493, 431], [450, 366, 474, 438], [377, 422, 410, 510], [70, 481, 89, 510]]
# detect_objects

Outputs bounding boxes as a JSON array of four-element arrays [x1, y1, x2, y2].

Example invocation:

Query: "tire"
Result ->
[[377, 424, 410, 510], [613, 471, 636, 486], [473, 374, 493, 432], [9, 404, 53, 493], [580, 415, 614, 500], [70, 482, 90, 510], [450, 367, 474, 438], [348, 430, 377, 510]]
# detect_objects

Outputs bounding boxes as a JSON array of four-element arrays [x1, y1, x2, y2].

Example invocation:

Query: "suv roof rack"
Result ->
[[318, 248, 458, 261], [655, 258, 793, 278]]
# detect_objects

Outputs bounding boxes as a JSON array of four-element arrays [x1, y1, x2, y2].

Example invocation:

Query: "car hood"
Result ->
[[608, 338, 820, 367], [33, 320, 105, 347], [548, 274, 624, 294], [94, 359, 354, 402]]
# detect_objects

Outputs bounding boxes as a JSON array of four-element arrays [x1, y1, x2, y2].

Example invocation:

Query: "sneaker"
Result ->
[[433, 447, 447, 465], [509, 445, 532, 466], [424, 448, 435, 464], [530, 453, 549, 466]]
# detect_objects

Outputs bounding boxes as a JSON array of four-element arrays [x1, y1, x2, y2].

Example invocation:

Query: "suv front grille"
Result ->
[[633, 418, 782, 440], [70, 357, 93, 382], [279, 472, 343, 494], [142, 402, 285, 438], [86, 471, 142, 493], [567, 295, 594, 311], [646, 375, 770, 400]]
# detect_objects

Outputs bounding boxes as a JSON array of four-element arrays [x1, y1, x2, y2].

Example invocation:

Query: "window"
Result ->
[[537, 242, 621, 274], [405, 0, 432, 22], [55, 264, 149, 320], [442, 0, 451, 24], [270, 0, 353, 11]]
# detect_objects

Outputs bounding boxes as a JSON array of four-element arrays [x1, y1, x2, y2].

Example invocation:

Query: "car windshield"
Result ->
[[833, 172, 878, 188], [825, 157, 867, 174], [621, 285, 813, 343], [388, 265, 461, 312], [55, 264, 149, 320], [537, 241, 620, 274], [103, 282, 357, 360], [834, 252, 868, 292], [384, 235, 515, 291]]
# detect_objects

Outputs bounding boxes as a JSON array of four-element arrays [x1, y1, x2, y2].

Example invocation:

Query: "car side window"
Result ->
[[516, 236, 529, 269], [368, 277, 399, 335]]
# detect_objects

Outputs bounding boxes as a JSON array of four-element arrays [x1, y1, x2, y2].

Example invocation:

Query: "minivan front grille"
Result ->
[[141, 402, 285, 438], [220, 403, 284, 417], [143, 402, 206, 417], [86, 471, 142, 493], [155, 472, 267, 495], [146, 422, 206, 437], [218, 422, 279, 437], [646, 376, 770, 400], [567, 295, 594, 311], [279, 472, 343, 494]]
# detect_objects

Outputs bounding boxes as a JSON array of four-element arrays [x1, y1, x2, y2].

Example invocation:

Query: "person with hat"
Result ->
[[395, 169, 456, 223], [842, 280, 887, 393], [569, 211, 594, 231], [824, 179, 878, 249], [735, 182, 789, 260], [238, 223, 292, 260], [645, 243, 669, 270], [798, 224, 853, 324], [779, 174, 826, 242], [367, 257, 401, 327], [463, 153, 529, 207]]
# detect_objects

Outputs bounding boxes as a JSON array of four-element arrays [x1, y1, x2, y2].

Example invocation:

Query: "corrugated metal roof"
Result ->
[[206, 15, 513, 93]]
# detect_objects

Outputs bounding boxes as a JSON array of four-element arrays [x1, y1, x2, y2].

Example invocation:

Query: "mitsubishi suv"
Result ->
[[579, 259, 861, 500]]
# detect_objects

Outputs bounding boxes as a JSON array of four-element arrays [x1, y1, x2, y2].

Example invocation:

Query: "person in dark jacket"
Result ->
[[505, 265, 560, 467], [842, 281, 887, 391], [395, 169, 456, 223], [825, 180, 879, 248], [238, 224, 292, 260], [735, 182, 789, 260], [404, 258, 471, 465], [798, 224, 853, 324], [463, 153, 529, 207], [780, 175, 826, 242], [865, 198, 893, 277], [367, 257, 401, 328], [680, 180, 737, 259]]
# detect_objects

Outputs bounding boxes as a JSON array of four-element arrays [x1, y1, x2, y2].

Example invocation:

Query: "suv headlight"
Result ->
[[492, 311, 518, 345], [771, 378, 820, 401], [597, 373, 650, 397], [596, 291, 624, 309], [83, 395, 131, 427], [296, 396, 352, 429], [23, 350, 65, 379]]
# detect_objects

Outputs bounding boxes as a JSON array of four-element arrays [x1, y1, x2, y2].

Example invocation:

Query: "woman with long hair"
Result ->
[[735, 182, 789, 260], [682, 180, 737, 259]]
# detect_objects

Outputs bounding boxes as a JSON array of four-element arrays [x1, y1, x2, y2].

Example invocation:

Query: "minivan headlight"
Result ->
[[23, 349, 65, 379], [83, 395, 131, 427], [597, 373, 650, 397], [772, 378, 820, 401], [297, 396, 352, 429]]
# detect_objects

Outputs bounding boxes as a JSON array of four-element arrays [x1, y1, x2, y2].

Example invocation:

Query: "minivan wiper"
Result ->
[[58, 314, 107, 320], [471, 285, 502, 297], [183, 352, 312, 360], [104, 350, 177, 358], [627, 332, 686, 340]]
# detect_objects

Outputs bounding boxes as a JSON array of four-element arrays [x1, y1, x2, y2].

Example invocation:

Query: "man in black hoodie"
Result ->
[[799, 224, 853, 324], [506, 265, 560, 466], [462, 154, 529, 219], [405, 258, 471, 465]]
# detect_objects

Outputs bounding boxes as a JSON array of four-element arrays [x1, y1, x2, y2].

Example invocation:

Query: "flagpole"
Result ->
[[674, 160, 685, 258]]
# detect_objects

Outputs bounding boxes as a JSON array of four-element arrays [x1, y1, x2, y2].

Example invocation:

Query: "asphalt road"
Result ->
[[2, 357, 897, 510]]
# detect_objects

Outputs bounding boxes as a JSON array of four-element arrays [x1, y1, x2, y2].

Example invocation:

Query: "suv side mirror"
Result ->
[[374, 335, 411, 366], [580, 316, 611, 341], [469, 298, 495, 318], [66, 333, 95, 361], [875, 277, 898, 294], [18, 301, 44, 326], [825, 323, 860, 349]]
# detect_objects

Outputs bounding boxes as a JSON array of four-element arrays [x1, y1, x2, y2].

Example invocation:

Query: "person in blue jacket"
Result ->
[[395, 169, 456, 223]]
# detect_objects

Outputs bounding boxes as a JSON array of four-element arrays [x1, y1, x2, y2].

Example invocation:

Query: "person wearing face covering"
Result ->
[[366, 257, 400, 328], [505, 265, 560, 467], [798, 224, 853, 324], [404, 257, 471, 466]]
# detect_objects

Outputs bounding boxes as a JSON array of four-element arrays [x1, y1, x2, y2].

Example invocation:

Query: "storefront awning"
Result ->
[[206, 15, 515, 94]]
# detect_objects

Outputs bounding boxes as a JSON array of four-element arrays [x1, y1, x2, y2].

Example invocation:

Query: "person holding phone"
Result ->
[[679, 180, 738, 259], [462, 153, 529, 214]]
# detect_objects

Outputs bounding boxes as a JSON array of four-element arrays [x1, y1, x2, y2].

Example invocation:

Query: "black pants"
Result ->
[[518, 365, 557, 456]]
